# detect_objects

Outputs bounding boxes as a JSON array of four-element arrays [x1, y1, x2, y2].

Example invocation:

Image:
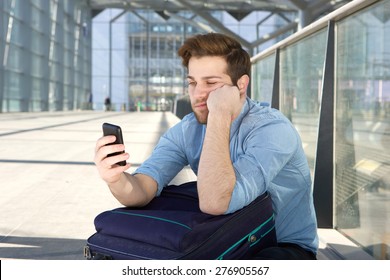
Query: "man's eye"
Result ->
[[187, 81, 196, 86], [206, 81, 217, 85]]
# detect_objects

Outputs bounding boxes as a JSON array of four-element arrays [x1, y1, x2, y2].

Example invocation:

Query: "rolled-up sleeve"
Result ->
[[133, 123, 188, 195], [226, 120, 298, 213]]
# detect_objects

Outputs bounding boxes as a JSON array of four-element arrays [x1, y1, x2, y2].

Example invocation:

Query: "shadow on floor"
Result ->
[[0, 235, 87, 260]]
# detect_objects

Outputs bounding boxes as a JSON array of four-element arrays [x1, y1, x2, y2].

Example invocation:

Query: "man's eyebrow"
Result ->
[[186, 75, 222, 80]]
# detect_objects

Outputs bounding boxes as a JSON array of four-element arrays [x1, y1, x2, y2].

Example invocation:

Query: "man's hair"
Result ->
[[177, 33, 251, 86]]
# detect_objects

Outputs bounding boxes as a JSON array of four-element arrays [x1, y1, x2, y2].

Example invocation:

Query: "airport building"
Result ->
[[0, 0, 389, 259]]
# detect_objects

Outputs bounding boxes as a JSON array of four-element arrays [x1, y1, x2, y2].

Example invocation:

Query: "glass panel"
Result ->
[[6, 44, 22, 70], [63, 84, 74, 110], [9, 18, 24, 45], [1, 0, 91, 112], [31, 55, 45, 77], [31, 30, 45, 54], [48, 81, 60, 111], [335, 0, 390, 260], [31, 5, 43, 30], [30, 77, 45, 112], [279, 29, 327, 174], [4, 72, 22, 112], [251, 53, 275, 104]]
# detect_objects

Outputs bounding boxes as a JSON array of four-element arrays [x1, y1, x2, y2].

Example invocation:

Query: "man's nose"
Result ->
[[192, 84, 209, 98]]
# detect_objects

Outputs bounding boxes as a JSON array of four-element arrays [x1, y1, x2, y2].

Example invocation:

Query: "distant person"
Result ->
[[104, 96, 111, 111], [88, 92, 93, 110], [94, 33, 318, 259]]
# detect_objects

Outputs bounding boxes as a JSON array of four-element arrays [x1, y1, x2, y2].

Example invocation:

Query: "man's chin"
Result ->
[[194, 112, 208, 124]]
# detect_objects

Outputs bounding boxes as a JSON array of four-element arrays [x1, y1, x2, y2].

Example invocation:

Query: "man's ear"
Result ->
[[237, 75, 250, 93]]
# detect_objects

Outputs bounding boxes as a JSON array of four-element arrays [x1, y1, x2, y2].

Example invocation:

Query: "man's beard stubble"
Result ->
[[192, 107, 208, 125]]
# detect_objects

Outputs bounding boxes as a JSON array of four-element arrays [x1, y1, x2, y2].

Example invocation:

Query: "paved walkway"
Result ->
[[0, 110, 373, 260], [0, 111, 196, 260]]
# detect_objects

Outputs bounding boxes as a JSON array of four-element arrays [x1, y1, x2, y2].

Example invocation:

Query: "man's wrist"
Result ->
[[207, 110, 233, 124]]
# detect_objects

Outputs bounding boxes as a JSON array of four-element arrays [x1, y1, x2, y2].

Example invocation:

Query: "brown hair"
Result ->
[[177, 33, 251, 86]]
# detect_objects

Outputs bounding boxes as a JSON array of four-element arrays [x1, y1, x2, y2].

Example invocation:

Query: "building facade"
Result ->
[[0, 0, 92, 113], [92, 9, 292, 111]]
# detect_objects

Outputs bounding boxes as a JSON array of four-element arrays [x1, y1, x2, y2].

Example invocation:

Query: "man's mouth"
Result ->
[[195, 102, 207, 109]]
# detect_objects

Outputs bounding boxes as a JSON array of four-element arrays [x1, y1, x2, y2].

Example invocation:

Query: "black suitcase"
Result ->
[[84, 181, 276, 260]]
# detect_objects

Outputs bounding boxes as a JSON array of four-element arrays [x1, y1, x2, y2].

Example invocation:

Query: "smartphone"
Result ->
[[102, 123, 126, 166]]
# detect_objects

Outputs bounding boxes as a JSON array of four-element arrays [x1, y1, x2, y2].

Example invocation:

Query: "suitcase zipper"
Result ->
[[215, 214, 275, 260], [84, 245, 91, 259]]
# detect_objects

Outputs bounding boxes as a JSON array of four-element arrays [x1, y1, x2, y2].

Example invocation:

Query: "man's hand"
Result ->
[[94, 135, 130, 184], [94, 135, 157, 207], [207, 84, 245, 121]]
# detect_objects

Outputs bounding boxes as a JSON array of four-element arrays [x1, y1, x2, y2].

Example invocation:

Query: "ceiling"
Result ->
[[86, 0, 352, 51], [87, 0, 352, 20]]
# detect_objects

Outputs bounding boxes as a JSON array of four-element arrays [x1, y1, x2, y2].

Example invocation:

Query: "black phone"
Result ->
[[102, 123, 126, 166]]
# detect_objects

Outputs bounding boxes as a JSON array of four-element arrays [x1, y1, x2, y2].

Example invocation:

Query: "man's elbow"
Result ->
[[199, 200, 229, 216]]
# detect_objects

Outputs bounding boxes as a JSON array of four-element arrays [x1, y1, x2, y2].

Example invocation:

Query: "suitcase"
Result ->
[[84, 181, 276, 260]]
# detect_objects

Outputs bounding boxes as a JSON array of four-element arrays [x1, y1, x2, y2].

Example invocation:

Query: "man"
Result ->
[[104, 96, 111, 111], [94, 33, 318, 259]]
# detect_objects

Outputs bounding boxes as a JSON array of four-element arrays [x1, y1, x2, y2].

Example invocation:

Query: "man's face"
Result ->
[[187, 56, 233, 124]]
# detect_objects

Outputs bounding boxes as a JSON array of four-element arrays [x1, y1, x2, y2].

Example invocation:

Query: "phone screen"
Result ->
[[102, 123, 126, 166]]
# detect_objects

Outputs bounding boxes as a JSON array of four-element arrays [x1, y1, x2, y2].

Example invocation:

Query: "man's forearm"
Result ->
[[197, 113, 236, 215], [108, 173, 156, 207]]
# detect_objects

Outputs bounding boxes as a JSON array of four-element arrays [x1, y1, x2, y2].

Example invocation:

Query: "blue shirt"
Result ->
[[134, 97, 319, 254]]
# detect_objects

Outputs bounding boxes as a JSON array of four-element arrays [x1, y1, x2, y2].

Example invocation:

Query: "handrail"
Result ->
[[251, 0, 380, 63]]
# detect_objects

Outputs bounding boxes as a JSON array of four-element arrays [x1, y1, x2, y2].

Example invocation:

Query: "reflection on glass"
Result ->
[[251, 53, 275, 104], [335, 0, 390, 259], [279, 30, 327, 173]]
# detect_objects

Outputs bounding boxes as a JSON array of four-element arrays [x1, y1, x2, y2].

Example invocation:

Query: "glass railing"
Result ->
[[251, 0, 390, 260], [279, 30, 327, 174], [334, 1, 390, 260], [251, 53, 275, 104]]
